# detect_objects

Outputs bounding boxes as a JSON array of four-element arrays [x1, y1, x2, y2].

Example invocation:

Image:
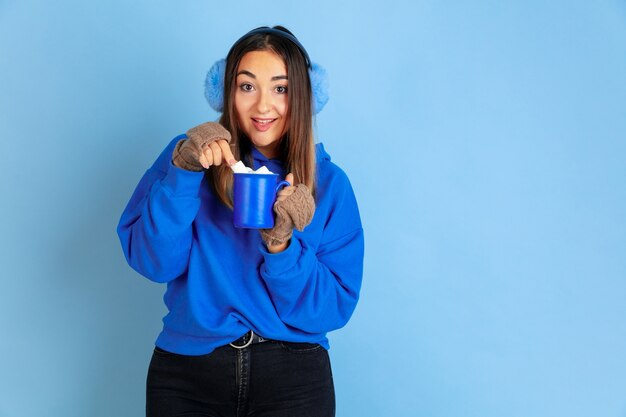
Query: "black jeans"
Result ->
[[146, 340, 335, 417]]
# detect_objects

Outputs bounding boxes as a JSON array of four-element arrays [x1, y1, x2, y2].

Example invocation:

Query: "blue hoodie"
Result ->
[[117, 135, 364, 355]]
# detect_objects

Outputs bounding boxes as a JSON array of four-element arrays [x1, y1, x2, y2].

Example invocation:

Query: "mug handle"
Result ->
[[275, 180, 291, 192]]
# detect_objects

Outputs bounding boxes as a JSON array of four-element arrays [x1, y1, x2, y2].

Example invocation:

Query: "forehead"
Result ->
[[237, 50, 287, 76]]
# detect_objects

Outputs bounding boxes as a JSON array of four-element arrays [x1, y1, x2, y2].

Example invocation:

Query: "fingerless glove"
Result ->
[[260, 184, 315, 247], [172, 122, 232, 171]]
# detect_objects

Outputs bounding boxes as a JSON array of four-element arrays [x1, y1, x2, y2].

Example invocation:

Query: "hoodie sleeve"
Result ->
[[259, 166, 364, 334], [116, 136, 204, 283]]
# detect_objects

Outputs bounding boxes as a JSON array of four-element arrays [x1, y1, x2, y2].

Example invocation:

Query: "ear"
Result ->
[[204, 58, 226, 112], [310, 62, 329, 115]]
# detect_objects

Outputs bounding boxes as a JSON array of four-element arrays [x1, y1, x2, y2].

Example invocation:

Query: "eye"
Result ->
[[239, 83, 254, 92], [275, 85, 288, 94]]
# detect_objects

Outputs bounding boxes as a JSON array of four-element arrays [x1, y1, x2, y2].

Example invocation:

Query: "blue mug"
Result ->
[[233, 173, 291, 229]]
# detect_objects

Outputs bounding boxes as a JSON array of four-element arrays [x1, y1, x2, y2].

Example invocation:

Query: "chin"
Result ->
[[249, 132, 280, 147]]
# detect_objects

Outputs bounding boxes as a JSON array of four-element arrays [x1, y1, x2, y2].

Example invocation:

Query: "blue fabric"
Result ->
[[117, 137, 364, 355]]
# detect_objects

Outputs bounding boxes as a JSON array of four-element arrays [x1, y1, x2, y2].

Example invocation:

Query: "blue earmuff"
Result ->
[[204, 27, 329, 115], [205, 58, 227, 113]]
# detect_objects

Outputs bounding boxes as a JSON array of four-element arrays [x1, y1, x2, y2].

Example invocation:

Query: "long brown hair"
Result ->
[[207, 26, 317, 209]]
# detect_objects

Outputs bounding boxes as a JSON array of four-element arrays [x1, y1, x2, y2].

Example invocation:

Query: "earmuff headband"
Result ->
[[228, 26, 312, 69]]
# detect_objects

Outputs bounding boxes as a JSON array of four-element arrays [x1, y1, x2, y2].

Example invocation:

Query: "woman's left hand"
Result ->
[[274, 173, 297, 203], [261, 173, 315, 252]]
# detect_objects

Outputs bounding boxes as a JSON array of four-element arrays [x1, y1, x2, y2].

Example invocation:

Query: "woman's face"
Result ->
[[234, 50, 289, 159]]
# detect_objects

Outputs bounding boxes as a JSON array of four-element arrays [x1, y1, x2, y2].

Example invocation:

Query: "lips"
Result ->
[[251, 118, 276, 132]]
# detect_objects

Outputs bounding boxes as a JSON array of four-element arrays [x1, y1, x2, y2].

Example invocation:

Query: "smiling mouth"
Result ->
[[251, 118, 277, 132], [252, 118, 276, 125]]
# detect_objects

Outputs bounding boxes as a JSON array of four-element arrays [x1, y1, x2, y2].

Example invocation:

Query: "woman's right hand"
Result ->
[[172, 122, 236, 171]]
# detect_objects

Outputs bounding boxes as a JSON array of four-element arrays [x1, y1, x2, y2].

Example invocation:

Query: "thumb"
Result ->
[[285, 172, 294, 185]]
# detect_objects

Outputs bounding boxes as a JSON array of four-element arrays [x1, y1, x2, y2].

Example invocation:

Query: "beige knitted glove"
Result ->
[[172, 122, 232, 171], [260, 184, 316, 247]]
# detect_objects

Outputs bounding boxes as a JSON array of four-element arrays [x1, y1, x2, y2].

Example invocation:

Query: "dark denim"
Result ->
[[146, 340, 335, 417]]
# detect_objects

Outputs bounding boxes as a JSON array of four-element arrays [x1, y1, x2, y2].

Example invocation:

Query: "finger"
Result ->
[[209, 142, 222, 166], [198, 151, 209, 169], [285, 173, 294, 185], [275, 188, 295, 204], [203, 146, 214, 167], [277, 187, 296, 197], [218, 140, 237, 165]]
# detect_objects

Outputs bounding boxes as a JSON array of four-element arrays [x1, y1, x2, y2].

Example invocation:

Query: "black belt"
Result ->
[[229, 330, 270, 349]]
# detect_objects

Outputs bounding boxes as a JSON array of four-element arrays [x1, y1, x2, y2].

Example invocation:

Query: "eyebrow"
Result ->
[[237, 70, 288, 81]]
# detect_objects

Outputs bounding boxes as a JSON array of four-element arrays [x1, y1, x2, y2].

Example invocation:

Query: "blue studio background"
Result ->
[[1, 1, 625, 416]]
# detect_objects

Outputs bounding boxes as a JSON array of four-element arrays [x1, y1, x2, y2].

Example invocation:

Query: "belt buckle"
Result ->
[[229, 330, 255, 349]]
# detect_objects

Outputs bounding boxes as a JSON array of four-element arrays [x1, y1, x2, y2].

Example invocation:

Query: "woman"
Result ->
[[117, 25, 364, 417]]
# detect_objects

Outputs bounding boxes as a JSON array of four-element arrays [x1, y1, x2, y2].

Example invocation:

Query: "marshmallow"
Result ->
[[229, 161, 274, 175], [230, 161, 250, 173], [254, 166, 273, 175]]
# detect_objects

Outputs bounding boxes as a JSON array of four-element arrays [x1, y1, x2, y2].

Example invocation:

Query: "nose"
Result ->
[[256, 90, 271, 114]]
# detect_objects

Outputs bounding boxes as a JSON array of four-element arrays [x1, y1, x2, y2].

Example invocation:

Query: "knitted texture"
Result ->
[[172, 122, 232, 171], [260, 184, 315, 247]]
